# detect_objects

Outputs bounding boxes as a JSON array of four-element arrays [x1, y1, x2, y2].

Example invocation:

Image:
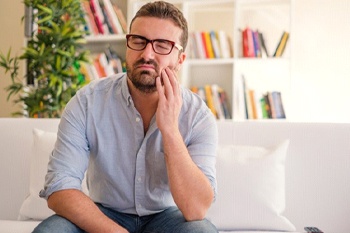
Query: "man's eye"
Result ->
[[131, 38, 146, 45], [155, 41, 171, 50]]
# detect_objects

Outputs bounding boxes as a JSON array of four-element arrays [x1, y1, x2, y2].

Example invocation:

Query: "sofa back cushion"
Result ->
[[206, 140, 295, 231], [0, 118, 60, 220]]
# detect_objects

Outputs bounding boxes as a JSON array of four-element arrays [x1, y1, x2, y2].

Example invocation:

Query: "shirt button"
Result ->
[[137, 177, 142, 182], [136, 117, 140, 122]]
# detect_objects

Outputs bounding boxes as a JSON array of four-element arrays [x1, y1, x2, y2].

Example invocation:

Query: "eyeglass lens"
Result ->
[[127, 35, 174, 55]]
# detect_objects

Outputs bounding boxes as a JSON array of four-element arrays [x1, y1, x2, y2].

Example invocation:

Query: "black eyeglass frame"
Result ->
[[126, 34, 183, 55]]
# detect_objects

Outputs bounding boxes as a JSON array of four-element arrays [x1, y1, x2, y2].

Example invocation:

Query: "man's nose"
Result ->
[[140, 42, 155, 59]]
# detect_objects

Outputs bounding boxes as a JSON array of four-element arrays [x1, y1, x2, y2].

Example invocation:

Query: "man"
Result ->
[[33, 1, 218, 232]]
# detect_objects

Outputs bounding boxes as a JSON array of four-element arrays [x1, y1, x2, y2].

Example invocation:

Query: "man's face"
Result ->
[[126, 16, 185, 93]]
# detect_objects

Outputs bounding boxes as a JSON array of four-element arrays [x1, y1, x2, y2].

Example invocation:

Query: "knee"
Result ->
[[32, 215, 83, 233], [181, 219, 218, 233]]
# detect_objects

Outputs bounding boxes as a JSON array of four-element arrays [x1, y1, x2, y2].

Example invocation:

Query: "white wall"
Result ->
[[0, 0, 23, 117], [290, 0, 350, 122], [1, 0, 350, 122]]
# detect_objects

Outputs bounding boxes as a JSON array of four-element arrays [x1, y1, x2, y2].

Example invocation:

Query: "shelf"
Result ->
[[85, 34, 126, 43], [186, 58, 234, 65], [186, 57, 289, 65]]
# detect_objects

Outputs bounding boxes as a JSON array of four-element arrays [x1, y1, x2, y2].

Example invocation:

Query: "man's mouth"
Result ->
[[136, 64, 155, 70]]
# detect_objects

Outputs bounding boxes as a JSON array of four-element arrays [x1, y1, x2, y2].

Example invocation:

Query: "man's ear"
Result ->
[[179, 51, 186, 64], [175, 52, 186, 71]]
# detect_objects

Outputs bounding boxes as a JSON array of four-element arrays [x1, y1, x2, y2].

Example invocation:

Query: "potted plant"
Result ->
[[0, 0, 90, 118]]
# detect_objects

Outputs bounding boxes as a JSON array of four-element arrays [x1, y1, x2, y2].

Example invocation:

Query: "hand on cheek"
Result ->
[[156, 67, 182, 134]]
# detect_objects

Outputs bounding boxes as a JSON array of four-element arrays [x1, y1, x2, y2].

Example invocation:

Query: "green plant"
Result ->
[[0, 0, 90, 118]]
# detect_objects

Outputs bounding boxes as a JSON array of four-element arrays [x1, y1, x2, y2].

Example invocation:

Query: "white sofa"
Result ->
[[1, 118, 349, 233]]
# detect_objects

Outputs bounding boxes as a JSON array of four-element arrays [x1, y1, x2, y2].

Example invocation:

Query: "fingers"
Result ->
[[156, 67, 182, 132], [156, 75, 163, 94], [160, 67, 179, 98]]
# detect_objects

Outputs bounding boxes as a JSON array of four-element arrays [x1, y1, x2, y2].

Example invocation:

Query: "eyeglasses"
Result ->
[[126, 34, 183, 55]]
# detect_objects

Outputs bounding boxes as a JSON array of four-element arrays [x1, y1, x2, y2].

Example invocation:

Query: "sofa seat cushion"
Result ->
[[0, 220, 40, 233], [217, 232, 299, 233]]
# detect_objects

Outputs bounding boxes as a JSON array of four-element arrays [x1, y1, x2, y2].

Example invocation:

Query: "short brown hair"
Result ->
[[130, 1, 188, 51]]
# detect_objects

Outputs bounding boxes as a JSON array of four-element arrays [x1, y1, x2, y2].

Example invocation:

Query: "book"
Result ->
[[211, 84, 225, 120], [89, 63, 100, 80], [263, 93, 272, 118], [202, 32, 215, 58], [273, 31, 289, 57], [254, 91, 264, 119], [217, 30, 231, 59], [204, 85, 217, 118], [81, 1, 99, 35], [259, 96, 269, 119], [112, 2, 127, 33], [194, 31, 206, 59], [189, 30, 233, 59], [270, 91, 286, 118], [267, 91, 286, 119], [242, 27, 255, 57], [258, 31, 269, 58], [248, 89, 258, 119], [267, 92, 276, 118], [252, 30, 261, 57], [89, 0, 107, 34], [93, 58, 106, 78], [233, 74, 247, 120], [104, 47, 123, 73], [188, 32, 199, 59], [191, 84, 230, 119], [218, 88, 231, 119], [100, 4, 115, 34], [100, 52, 114, 76], [210, 31, 221, 58], [195, 32, 207, 59], [102, 0, 123, 34], [80, 62, 94, 82]]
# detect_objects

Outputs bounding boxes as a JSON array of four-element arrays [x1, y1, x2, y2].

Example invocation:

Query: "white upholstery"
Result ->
[[0, 118, 349, 233]]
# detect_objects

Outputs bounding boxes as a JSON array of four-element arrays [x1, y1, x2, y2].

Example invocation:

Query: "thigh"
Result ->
[[32, 214, 83, 233], [143, 207, 218, 233], [96, 203, 137, 233]]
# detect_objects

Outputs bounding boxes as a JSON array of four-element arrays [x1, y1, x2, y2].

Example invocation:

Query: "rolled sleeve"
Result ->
[[39, 91, 90, 199], [39, 167, 85, 199], [185, 108, 218, 201]]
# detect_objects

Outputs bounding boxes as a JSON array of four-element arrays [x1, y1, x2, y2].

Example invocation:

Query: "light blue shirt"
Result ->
[[40, 73, 218, 216]]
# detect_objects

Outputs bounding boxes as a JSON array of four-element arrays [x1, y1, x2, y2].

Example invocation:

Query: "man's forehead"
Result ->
[[130, 17, 182, 41]]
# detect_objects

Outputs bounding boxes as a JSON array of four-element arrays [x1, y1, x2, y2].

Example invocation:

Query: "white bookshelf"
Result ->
[[93, 0, 293, 121]]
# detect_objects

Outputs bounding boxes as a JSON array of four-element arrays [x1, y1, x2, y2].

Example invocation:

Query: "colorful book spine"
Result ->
[[274, 31, 289, 57], [189, 30, 233, 59], [190, 84, 231, 119]]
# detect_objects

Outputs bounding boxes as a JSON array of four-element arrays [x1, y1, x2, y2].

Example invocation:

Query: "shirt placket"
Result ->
[[133, 108, 147, 215], [134, 115, 158, 216]]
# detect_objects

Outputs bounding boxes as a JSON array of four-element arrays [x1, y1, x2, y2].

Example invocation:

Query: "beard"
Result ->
[[126, 58, 160, 94]]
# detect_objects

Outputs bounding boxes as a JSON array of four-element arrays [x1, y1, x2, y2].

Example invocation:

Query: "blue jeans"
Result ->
[[32, 204, 218, 233]]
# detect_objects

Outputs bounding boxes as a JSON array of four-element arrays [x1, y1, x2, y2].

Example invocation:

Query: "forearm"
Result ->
[[48, 189, 128, 233], [162, 130, 214, 221], [155, 68, 214, 220]]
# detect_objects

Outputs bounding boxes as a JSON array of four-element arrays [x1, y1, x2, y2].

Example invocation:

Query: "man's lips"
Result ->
[[136, 64, 155, 70]]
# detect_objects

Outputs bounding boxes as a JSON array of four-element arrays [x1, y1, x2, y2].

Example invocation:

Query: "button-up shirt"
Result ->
[[40, 73, 218, 216]]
